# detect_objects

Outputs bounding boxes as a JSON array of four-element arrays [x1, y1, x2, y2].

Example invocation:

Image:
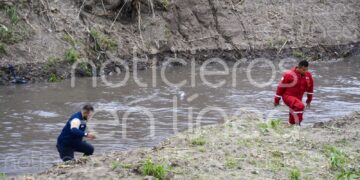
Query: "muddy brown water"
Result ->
[[0, 56, 359, 175]]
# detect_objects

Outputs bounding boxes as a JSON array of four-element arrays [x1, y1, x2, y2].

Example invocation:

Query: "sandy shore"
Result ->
[[13, 111, 360, 180]]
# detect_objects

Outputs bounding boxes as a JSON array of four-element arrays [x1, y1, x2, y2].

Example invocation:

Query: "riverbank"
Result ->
[[13, 111, 360, 179], [1, 42, 359, 86], [1, 0, 359, 85]]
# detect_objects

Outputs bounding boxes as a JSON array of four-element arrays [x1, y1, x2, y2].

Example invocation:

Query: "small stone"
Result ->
[[143, 176, 156, 180], [251, 170, 259, 174], [169, 159, 180, 167], [165, 171, 174, 180], [58, 170, 66, 174]]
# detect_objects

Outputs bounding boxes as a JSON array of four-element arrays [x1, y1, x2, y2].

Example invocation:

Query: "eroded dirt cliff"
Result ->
[[0, 0, 359, 84]]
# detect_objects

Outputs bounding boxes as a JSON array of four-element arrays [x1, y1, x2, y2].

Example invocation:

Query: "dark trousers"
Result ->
[[56, 141, 94, 162]]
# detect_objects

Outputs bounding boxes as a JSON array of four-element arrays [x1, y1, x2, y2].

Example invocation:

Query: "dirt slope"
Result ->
[[0, 0, 359, 84]]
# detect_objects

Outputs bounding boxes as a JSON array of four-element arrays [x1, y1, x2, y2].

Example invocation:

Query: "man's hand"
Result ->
[[306, 103, 311, 109], [274, 96, 281, 107], [86, 132, 96, 140]]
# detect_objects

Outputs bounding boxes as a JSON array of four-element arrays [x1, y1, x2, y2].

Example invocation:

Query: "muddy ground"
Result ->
[[0, 0, 360, 84], [11, 111, 360, 179]]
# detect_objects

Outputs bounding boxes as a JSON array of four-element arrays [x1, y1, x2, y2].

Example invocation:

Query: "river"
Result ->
[[0, 56, 359, 175]]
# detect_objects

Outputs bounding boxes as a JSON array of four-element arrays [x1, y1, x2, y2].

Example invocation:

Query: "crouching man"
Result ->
[[56, 105, 96, 161]]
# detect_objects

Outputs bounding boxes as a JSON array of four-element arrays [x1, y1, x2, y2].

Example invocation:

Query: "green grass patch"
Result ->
[[48, 73, 61, 82], [0, 43, 6, 55], [269, 119, 282, 129], [322, 145, 360, 179], [77, 62, 92, 76], [290, 167, 301, 180], [258, 119, 282, 131], [191, 136, 206, 146], [111, 161, 121, 169], [323, 145, 349, 170], [0, 23, 30, 44], [64, 48, 80, 63], [164, 24, 172, 39], [237, 138, 252, 147], [0, 6, 31, 44], [198, 147, 206, 152], [111, 161, 132, 170], [89, 28, 117, 51], [266, 38, 274, 48], [258, 122, 268, 129], [266, 38, 287, 49], [45, 56, 61, 68], [225, 158, 238, 169], [336, 169, 360, 180], [5, 6, 19, 25], [271, 150, 284, 158], [0, 172, 6, 180], [63, 33, 77, 47], [268, 158, 284, 171], [142, 159, 167, 180], [160, 0, 170, 10], [0, 26, 13, 44], [292, 50, 306, 59]]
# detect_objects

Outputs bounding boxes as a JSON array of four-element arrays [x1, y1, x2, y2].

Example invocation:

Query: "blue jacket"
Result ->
[[57, 112, 87, 147]]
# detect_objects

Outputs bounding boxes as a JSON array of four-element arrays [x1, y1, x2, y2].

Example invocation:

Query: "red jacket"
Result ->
[[275, 67, 314, 104]]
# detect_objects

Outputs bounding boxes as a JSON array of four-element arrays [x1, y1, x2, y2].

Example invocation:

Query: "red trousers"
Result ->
[[282, 95, 305, 124]]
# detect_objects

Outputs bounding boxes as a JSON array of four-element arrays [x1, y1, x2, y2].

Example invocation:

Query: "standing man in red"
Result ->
[[274, 60, 314, 125]]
